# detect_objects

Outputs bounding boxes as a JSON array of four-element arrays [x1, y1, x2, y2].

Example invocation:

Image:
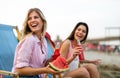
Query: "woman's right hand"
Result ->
[[72, 46, 83, 58]]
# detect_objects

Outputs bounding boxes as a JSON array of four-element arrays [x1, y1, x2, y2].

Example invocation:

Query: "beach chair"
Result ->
[[0, 24, 20, 78], [0, 24, 62, 78]]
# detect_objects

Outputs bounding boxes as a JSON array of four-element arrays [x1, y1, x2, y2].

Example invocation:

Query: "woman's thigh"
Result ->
[[84, 63, 100, 78], [63, 67, 90, 78]]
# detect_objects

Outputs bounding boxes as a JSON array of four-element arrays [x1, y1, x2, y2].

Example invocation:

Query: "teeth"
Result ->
[[32, 23, 37, 26], [77, 34, 81, 36]]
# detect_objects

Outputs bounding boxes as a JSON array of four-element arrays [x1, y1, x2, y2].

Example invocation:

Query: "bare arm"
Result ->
[[15, 66, 60, 76], [80, 59, 101, 65], [60, 40, 78, 64]]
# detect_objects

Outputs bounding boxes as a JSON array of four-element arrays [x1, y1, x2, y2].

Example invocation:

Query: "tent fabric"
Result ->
[[0, 24, 18, 72]]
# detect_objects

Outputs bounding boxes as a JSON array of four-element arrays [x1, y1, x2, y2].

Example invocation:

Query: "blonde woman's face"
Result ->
[[74, 25, 87, 41], [27, 11, 43, 33]]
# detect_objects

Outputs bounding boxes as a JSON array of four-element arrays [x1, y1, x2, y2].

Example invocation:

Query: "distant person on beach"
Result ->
[[60, 22, 101, 78], [12, 8, 60, 78]]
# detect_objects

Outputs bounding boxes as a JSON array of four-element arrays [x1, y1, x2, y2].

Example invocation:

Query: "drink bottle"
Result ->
[[77, 40, 84, 61]]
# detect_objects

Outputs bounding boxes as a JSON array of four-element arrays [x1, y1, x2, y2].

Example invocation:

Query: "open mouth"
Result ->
[[31, 23, 38, 27], [76, 34, 82, 39]]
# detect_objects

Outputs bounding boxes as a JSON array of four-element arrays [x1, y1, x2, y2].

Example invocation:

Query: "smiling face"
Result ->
[[67, 22, 88, 43], [74, 25, 87, 41], [27, 11, 43, 34]]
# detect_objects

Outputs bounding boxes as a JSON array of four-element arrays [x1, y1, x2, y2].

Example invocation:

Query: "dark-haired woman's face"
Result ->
[[74, 25, 87, 41]]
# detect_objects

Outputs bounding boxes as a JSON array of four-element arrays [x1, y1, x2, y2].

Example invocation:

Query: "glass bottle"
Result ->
[[77, 40, 84, 67]]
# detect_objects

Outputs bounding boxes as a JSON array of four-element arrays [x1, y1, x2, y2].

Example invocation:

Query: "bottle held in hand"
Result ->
[[77, 40, 84, 61]]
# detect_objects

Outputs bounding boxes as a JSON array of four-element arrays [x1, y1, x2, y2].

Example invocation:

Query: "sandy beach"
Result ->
[[85, 51, 120, 78]]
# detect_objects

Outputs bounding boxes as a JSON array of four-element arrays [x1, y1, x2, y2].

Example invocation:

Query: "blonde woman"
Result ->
[[12, 8, 59, 78]]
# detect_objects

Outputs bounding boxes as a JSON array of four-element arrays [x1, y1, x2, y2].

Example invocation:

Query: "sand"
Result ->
[[85, 51, 120, 78]]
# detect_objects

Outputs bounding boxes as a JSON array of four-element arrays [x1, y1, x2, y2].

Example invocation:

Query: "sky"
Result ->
[[0, 0, 120, 41]]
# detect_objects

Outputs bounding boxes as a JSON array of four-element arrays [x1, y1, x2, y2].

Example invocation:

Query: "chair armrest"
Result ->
[[0, 70, 19, 78]]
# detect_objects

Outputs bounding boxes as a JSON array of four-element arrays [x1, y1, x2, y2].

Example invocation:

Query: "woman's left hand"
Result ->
[[91, 59, 101, 65]]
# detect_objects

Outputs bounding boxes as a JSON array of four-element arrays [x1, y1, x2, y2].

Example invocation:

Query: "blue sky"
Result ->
[[0, 0, 120, 41]]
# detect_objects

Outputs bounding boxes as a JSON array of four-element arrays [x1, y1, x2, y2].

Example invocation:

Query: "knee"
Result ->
[[85, 63, 99, 73], [87, 63, 97, 69], [85, 64, 100, 78], [78, 67, 90, 78]]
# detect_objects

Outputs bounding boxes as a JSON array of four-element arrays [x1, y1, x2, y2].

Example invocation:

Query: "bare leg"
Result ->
[[84, 63, 100, 78], [63, 67, 90, 78]]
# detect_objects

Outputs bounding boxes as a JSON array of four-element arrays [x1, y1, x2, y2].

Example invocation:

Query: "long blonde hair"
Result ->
[[21, 8, 47, 39]]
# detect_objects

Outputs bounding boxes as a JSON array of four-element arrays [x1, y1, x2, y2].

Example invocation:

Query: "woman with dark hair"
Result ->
[[60, 22, 100, 78]]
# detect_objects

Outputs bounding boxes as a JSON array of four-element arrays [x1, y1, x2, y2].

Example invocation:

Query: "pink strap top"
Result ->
[[66, 40, 79, 71], [67, 40, 79, 60]]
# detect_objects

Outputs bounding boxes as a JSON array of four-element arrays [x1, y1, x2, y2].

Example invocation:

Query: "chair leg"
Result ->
[[58, 74, 62, 78], [14, 75, 19, 78], [53, 74, 56, 78], [53, 74, 62, 78]]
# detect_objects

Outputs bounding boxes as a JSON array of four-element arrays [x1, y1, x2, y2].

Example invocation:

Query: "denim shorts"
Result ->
[[20, 75, 40, 78]]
